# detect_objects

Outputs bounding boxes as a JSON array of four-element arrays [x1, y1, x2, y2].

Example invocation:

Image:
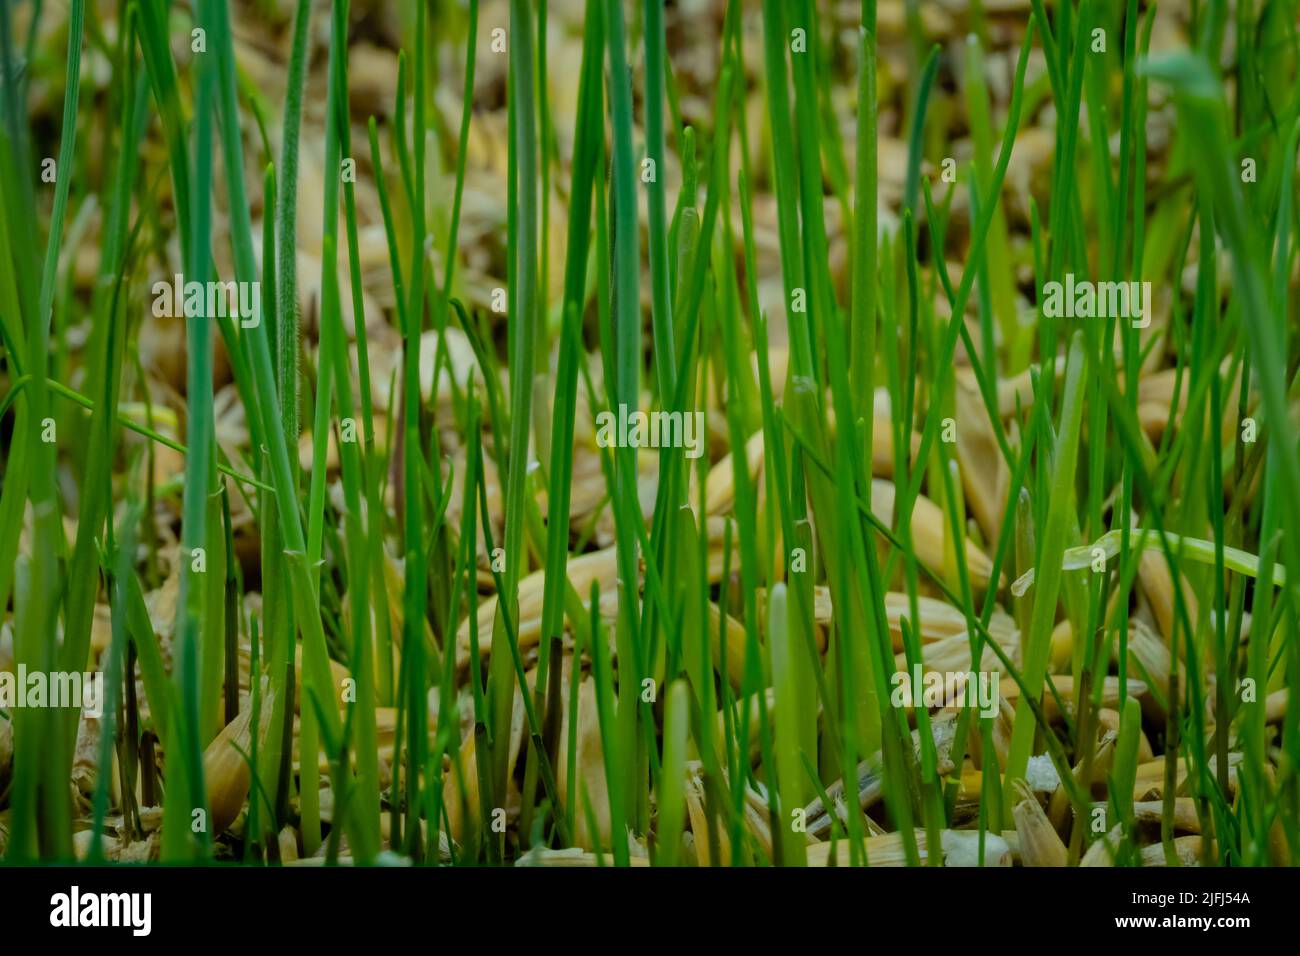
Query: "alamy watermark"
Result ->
[[152, 274, 261, 328], [0, 665, 104, 717], [50, 886, 151, 936], [890, 665, 1000, 718], [1041, 272, 1151, 328], [595, 404, 705, 459]]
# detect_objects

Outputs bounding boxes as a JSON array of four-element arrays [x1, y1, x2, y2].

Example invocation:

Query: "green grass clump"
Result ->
[[0, 0, 1298, 870]]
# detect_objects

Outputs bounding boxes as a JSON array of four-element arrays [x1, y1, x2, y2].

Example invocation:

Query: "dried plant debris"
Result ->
[[0, 0, 1297, 871]]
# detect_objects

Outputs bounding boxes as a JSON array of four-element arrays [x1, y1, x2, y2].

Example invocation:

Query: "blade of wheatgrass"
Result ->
[[364, 112, 408, 707], [1243, 533, 1281, 863], [1146, 57, 1300, 860], [1075, 316, 1223, 858], [0, 0, 83, 860], [897, 614, 944, 862], [842, 459, 1095, 822], [398, 0, 430, 852], [199, 473, 229, 748], [297, 0, 368, 858], [208, 4, 264, 456], [850, 11, 878, 428], [603, 0, 648, 836], [785, 382, 879, 747], [587, 580, 629, 867], [517, 0, 590, 842], [0, 243, 32, 644], [537, 0, 601, 707], [454, 386, 489, 858], [1002, 331, 1088, 818], [480, 0, 540, 819], [633, 0, 692, 739], [788, 0, 837, 338], [656, 680, 690, 866], [603, 0, 643, 443], [90, 500, 142, 861], [642, 0, 676, 402], [1109, 694, 1142, 861], [715, 304, 782, 863], [227, 181, 344, 852], [431, 0, 479, 352], [1, 378, 263, 488], [220, 487, 239, 729], [525, 0, 602, 840], [291, 0, 350, 859], [206, 0, 288, 847], [276, 0, 311, 463], [963, 34, 1020, 369], [758, 0, 813, 381], [637, 4, 747, 777], [163, 0, 218, 859], [124, 569, 174, 752], [768, 583, 808, 866], [255, 163, 293, 837], [1258, 113, 1300, 738], [135, 0, 191, 259], [1144, 57, 1300, 610], [898, 23, 1035, 531], [58, 10, 141, 702], [418, 9, 480, 702], [668, 126, 697, 337], [686, 483, 731, 863], [304, 328, 334, 595], [469, 1, 567, 848], [1012, 527, 1288, 594], [320, 0, 381, 860], [333, 74, 394, 721], [807, 278, 919, 859], [903, 44, 940, 218], [267, 0, 314, 842]]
